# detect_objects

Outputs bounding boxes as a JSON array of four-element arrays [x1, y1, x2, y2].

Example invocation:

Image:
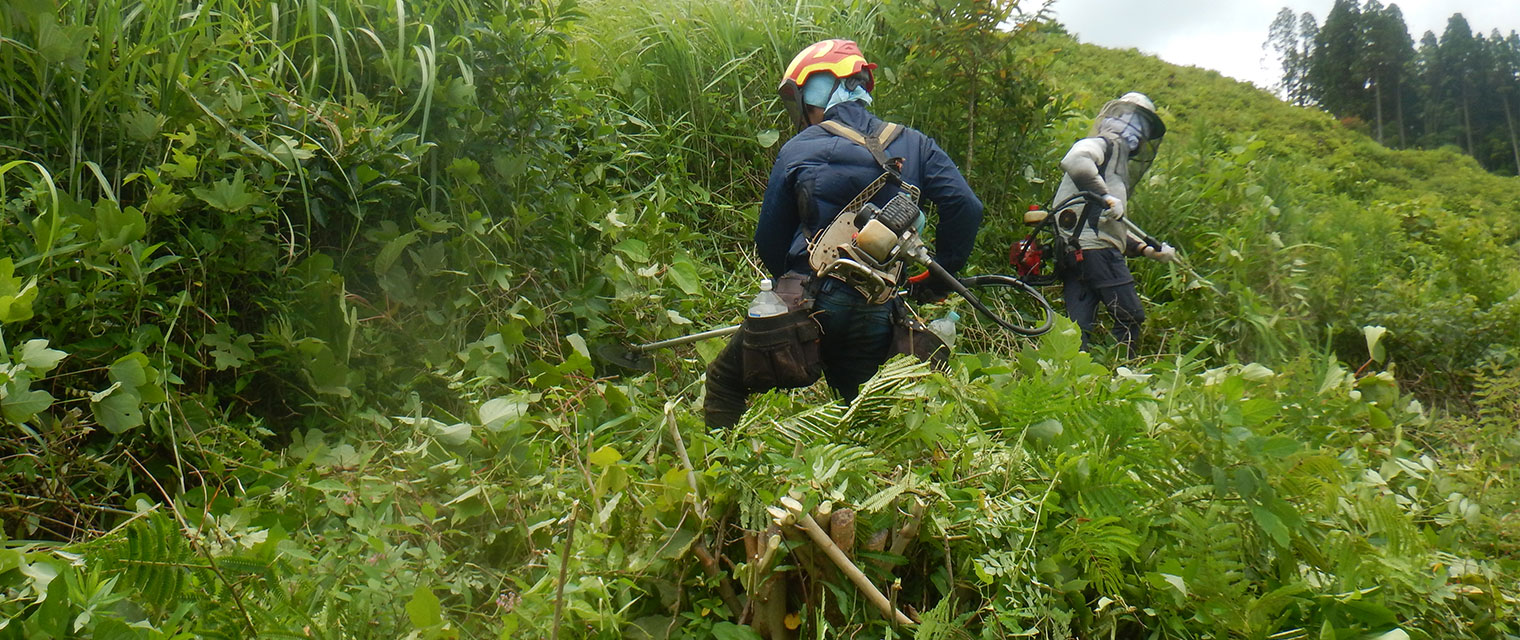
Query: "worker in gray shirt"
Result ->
[[1049, 92, 1174, 356]]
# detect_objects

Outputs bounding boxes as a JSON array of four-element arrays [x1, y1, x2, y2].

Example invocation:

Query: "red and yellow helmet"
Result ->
[[778, 39, 876, 131]]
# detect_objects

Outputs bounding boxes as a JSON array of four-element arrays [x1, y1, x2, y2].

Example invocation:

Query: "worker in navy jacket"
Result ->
[[704, 39, 983, 428]]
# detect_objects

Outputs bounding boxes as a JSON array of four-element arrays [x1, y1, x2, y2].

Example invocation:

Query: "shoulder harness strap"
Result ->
[[817, 120, 918, 210], [819, 120, 906, 177], [1075, 136, 1117, 238]]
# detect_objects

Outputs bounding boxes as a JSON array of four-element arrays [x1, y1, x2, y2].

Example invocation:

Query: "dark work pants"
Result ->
[[1062, 248, 1145, 357], [703, 281, 893, 428]]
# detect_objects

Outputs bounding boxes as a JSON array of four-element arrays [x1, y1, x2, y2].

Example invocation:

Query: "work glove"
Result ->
[[1142, 242, 1177, 263], [906, 270, 949, 304], [1100, 194, 1125, 221]]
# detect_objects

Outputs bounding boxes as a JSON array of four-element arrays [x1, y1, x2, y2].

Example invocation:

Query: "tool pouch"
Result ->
[[740, 309, 823, 391]]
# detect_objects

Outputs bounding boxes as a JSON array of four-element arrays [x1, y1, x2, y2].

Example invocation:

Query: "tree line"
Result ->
[[1267, 1, 1520, 175]]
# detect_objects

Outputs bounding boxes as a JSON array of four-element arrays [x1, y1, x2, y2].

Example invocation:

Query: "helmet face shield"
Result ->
[[778, 78, 810, 133], [1092, 99, 1167, 181]]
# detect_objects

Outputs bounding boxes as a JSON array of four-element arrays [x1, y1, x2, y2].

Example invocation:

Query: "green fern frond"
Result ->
[[745, 356, 938, 446], [1055, 515, 1140, 596], [96, 512, 196, 612], [914, 596, 972, 640], [804, 442, 885, 483]]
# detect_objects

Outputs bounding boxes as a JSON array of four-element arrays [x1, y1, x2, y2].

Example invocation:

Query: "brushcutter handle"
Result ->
[[1049, 190, 1111, 215], [1119, 218, 1164, 251]]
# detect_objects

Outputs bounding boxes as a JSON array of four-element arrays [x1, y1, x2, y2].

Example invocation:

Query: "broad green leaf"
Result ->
[[657, 528, 696, 559], [202, 330, 255, 371], [93, 392, 144, 433], [1342, 599, 1397, 627], [1369, 630, 1409, 640], [299, 342, 351, 398], [163, 150, 199, 180], [34, 20, 94, 69], [433, 422, 473, 447], [109, 354, 150, 388], [0, 548, 22, 574], [479, 395, 534, 431], [18, 340, 66, 372], [712, 622, 763, 640], [613, 238, 649, 263], [566, 333, 590, 359], [95, 200, 146, 251], [1, 382, 53, 424], [406, 586, 441, 628], [271, 135, 314, 168], [668, 257, 702, 295], [192, 171, 259, 212], [1028, 419, 1063, 443], [755, 130, 780, 148], [496, 613, 522, 639], [123, 110, 162, 143], [695, 337, 725, 364], [1249, 435, 1300, 458], [355, 165, 381, 184], [0, 258, 38, 324], [1368, 406, 1392, 431], [1362, 325, 1388, 363], [375, 231, 420, 275], [589, 445, 622, 467], [1250, 506, 1290, 547], [447, 158, 483, 184]]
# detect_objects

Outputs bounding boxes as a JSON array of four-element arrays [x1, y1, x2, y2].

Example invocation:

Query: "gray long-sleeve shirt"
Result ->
[[1051, 135, 1140, 252]]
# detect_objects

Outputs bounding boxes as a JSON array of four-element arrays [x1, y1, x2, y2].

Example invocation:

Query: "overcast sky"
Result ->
[[1047, 0, 1520, 92]]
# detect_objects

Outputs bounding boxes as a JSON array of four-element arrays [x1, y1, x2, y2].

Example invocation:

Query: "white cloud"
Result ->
[[1049, 0, 1520, 90]]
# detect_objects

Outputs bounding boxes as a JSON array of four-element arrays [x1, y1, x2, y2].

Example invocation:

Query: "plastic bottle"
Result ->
[[747, 278, 788, 318], [928, 310, 960, 349]]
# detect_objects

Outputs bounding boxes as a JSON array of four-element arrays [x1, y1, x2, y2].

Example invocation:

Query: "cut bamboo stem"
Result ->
[[780, 497, 914, 626], [550, 500, 580, 640], [888, 497, 926, 558], [664, 402, 705, 520], [830, 508, 856, 559]]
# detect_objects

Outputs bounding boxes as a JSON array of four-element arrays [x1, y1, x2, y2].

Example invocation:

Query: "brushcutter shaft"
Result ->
[[632, 324, 741, 352]]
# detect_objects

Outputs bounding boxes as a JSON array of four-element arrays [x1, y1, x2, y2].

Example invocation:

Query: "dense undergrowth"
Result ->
[[0, 0, 1517, 638]]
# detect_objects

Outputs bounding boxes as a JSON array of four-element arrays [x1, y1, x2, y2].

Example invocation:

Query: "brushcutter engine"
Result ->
[[808, 192, 931, 304]]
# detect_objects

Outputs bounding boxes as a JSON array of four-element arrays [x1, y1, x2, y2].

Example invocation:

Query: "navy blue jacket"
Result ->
[[755, 101, 984, 278]]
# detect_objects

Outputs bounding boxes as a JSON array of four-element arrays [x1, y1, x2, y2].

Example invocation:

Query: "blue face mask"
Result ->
[[802, 74, 873, 111], [1101, 112, 1146, 153]]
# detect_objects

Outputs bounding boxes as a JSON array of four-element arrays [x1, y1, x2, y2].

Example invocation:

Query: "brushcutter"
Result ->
[[807, 190, 1055, 337], [599, 193, 1055, 371], [1011, 190, 1219, 292]]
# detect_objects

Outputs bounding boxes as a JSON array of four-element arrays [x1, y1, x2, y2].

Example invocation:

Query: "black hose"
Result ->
[[924, 260, 1054, 337]]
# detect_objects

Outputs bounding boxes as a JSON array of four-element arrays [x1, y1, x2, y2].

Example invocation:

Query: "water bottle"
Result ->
[[928, 310, 960, 349], [747, 278, 788, 318]]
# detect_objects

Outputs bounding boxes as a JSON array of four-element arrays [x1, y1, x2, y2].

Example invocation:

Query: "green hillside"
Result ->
[[1040, 37, 1520, 389], [0, 1, 1516, 638]]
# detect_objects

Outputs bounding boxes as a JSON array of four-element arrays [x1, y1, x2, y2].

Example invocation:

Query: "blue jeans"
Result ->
[[813, 280, 894, 400], [702, 278, 896, 427]]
